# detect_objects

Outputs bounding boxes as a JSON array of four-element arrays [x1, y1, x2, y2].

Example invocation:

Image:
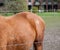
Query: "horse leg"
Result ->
[[34, 39, 43, 50]]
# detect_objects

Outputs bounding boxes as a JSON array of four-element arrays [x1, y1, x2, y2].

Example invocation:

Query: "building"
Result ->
[[27, 0, 60, 11], [26, 0, 41, 10]]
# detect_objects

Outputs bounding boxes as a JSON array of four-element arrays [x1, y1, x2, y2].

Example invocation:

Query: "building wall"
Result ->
[[27, 0, 60, 11]]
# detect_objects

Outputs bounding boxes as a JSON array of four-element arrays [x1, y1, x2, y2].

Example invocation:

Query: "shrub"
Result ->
[[32, 6, 38, 13], [57, 9, 60, 12], [4, 0, 28, 14], [0, 0, 28, 16]]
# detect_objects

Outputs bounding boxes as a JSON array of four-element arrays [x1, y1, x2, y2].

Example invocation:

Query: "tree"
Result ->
[[4, 0, 28, 13]]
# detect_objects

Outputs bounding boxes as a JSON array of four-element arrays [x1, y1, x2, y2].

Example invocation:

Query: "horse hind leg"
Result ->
[[34, 39, 43, 50]]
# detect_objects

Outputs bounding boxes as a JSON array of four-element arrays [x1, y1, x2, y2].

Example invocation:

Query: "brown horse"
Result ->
[[0, 12, 45, 50]]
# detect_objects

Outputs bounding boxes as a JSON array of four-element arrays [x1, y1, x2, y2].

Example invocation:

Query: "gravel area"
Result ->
[[43, 26, 60, 50]]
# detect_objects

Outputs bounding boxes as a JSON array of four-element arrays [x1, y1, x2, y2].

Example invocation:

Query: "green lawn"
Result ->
[[0, 12, 60, 28], [37, 12, 60, 28]]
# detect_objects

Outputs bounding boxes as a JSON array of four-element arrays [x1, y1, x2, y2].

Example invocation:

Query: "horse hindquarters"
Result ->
[[19, 12, 45, 50], [5, 12, 45, 50], [6, 15, 36, 50]]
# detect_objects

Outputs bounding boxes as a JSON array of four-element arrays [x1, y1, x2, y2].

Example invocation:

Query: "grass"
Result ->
[[37, 12, 60, 28], [0, 12, 60, 28], [0, 13, 14, 16]]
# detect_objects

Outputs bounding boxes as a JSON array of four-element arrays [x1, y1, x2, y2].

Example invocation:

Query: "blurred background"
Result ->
[[0, 0, 60, 15], [0, 0, 60, 50]]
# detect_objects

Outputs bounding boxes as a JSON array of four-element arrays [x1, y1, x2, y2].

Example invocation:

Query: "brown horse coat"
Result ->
[[0, 12, 45, 50]]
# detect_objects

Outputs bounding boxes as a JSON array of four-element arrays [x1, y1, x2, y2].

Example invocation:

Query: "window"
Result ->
[[28, 0, 31, 2], [48, 0, 51, 2], [54, 0, 57, 2], [0, 3, 4, 6], [35, 0, 39, 2], [43, 0, 46, 2]]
